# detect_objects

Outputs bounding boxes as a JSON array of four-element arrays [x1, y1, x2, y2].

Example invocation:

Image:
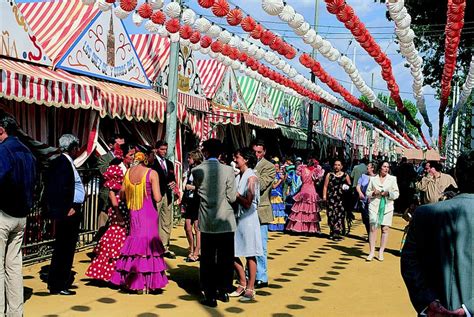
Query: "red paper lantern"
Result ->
[[227, 8, 243, 26], [211, 40, 223, 53], [239, 52, 248, 62], [120, 0, 137, 12], [151, 10, 166, 25], [179, 25, 193, 39], [251, 24, 263, 39], [241, 16, 256, 32], [260, 30, 276, 46], [250, 63, 259, 71], [270, 37, 283, 51], [336, 5, 354, 23], [212, 0, 230, 17], [221, 44, 232, 56], [326, 0, 346, 14], [137, 2, 153, 19], [344, 16, 360, 30], [165, 18, 180, 34], [198, 0, 214, 9], [190, 31, 201, 44], [200, 36, 213, 48], [285, 48, 296, 59], [299, 53, 312, 67]]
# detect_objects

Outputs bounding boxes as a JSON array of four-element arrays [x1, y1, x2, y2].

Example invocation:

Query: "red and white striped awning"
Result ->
[[243, 113, 277, 129], [160, 88, 209, 113], [197, 59, 228, 99], [18, 0, 99, 63], [0, 59, 166, 123], [209, 107, 241, 125], [0, 58, 101, 110], [130, 34, 170, 82]]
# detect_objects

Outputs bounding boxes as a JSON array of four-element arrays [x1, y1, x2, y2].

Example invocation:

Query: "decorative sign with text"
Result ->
[[57, 7, 150, 88], [0, 0, 51, 65]]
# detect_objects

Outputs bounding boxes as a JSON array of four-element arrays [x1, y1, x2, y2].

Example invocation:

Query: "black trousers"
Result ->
[[48, 208, 81, 292], [200, 232, 234, 298]]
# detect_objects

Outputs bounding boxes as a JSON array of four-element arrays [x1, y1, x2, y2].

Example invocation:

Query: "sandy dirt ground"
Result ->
[[22, 214, 416, 317]]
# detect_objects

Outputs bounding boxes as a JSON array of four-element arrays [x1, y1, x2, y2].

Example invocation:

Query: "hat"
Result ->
[[295, 157, 302, 162], [272, 157, 280, 163]]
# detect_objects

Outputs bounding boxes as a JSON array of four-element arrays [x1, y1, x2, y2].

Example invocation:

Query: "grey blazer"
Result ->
[[192, 160, 237, 234], [401, 193, 474, 315]]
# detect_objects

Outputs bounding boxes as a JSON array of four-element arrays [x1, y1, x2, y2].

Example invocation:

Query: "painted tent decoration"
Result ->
[[238, 76, 261, 109], [299, 101, 309, 128], [1, 0, 51, 65], [57, 6, 150, 88], [251, 83, 275, 122], [213, 68, 248, 112]]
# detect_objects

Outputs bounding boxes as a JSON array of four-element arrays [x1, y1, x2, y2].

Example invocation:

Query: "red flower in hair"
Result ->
[[113, 144, 124, 160]]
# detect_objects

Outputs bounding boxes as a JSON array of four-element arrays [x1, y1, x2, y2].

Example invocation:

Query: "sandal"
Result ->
[[239, 288, 255, 302], [228, 284, 246, 297]]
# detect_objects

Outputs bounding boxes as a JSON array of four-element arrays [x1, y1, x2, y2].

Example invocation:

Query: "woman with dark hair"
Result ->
[[323, 160, 351, 241], [286, 158, 325, 234], [85, 143, 135, 282], [365, 161, 399, 261], [182, 149, 204, 262], [229, 148, 262, 302]]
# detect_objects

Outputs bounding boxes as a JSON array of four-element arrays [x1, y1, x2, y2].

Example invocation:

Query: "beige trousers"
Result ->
[[0, 210, 26, 317], [157, 195, 173, 250]]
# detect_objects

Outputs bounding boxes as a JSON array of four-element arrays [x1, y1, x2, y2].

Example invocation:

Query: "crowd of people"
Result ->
[[0, 108, 472, 316]]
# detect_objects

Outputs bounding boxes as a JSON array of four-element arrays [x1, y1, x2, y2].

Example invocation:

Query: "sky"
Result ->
[[18, 0, 445, 141]]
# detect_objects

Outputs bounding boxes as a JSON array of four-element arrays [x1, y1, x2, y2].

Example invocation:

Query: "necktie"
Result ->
[[160, 159, 167, 174]]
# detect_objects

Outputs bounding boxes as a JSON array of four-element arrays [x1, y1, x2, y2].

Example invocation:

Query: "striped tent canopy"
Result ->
[[269, 88, 302, 127], [237, 76, 277, 129], [0, 58, 166, 123], [130, 34, 170, 83], [18, 0, 99, 63], [197, 59, 227, 99]]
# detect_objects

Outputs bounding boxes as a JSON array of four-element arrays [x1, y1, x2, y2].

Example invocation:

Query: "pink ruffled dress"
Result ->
[[286, 164, 324, 233], [110, 169, 168, 291]]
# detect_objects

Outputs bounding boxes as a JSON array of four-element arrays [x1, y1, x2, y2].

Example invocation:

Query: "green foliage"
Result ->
[[359, 94, 421, 138]]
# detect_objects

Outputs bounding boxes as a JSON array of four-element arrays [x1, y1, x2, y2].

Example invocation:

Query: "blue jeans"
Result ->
[[256, 224, 268, 282]]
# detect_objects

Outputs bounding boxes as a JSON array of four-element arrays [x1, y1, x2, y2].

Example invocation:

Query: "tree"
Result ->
[[360, 94, 421, 138]]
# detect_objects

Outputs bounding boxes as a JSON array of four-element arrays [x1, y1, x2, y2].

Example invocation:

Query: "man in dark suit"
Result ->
[[401, 150, 473, 317], [151, 140, 176, 259], [44, 134, 84, 295]]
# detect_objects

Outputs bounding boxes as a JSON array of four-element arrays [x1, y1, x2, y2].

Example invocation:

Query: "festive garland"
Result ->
[[386, 0, 433, 137], [438, 0, 466, 147], [322, 0, 429, 148]]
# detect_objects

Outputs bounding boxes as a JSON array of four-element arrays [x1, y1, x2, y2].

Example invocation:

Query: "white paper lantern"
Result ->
[[319, 41, 332, 55], [262, 0, 284, 16], [180, 38, 191, 47], [207, 24, 222, 38], [194, 18, 211, 33], [144, 20, 159, 33], [247, 44, 258, 56], [158, 25, 169, 37], [303, 29, 316, 44], [288, 67, 297, 78], [97, 0, 112, 12], [397, 14, 411, 29], [200, 47, 210, 54], [182, 9, 196, 26], [165, 1, 181, 18], [150, 0, 164, 10], [264, 51, 275, 63], [232, 60, 241, 70], [191, 43, 201, 51], [132, 11, 144, 27], [283, 64, 291, 74], [288, 13, 304, 29], [277, 59, 286, 70], [279, 5, 295, 23], [338, 55, 351, 67], [114, 6, 129, 18], [239, 40, 250, 53], [209, 51, 218, 59], [217, 54, 225, 62], [271, 56, 280, 66], [294, 22, 310, 36], [218, 30, 232, 44], [81, 0, 96, 5], [170, 32, 180, 43], [229, 36, 240, 48], [223, 57, 232, 66]]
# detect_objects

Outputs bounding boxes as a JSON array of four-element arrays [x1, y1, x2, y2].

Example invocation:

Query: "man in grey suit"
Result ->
[[192, 139, 237, 307], [252, 140, 276, 289], [401, 150, 473, 317]]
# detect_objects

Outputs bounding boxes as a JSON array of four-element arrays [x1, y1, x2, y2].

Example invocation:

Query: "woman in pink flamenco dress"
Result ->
[[110, 152, 168, 293], [286, 159, 325, 234]]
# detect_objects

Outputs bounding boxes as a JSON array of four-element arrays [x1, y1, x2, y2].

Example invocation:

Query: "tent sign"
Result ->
[[57, 8, 150, 88]]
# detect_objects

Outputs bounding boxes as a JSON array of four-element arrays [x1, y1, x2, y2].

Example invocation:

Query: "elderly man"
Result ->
[[0, 111, 36, 316], [44, 134, 84, 295], [401, 151, 473, 317], [192, 139, 237, 307], [252, 140, 276, 289], [416, 161, 457, 204]]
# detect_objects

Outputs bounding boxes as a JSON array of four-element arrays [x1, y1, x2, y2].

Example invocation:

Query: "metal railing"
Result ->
[[22, 168, 101, 265]]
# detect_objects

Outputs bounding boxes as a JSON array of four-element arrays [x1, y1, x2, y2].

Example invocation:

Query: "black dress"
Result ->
[[327, 173, 349, 238], [182, 170, 199, 221]]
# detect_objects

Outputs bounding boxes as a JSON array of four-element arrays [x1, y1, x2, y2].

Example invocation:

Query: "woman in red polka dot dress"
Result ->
[[85, 144, 135, 282]]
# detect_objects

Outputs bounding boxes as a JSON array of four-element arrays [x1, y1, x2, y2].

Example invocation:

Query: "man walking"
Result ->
[[0, 111, 36, 316], [152, 140, 177, 259], [44, 134, 84, 295], [401, 151, 473, 317], [252, 140, 276, 289], [192, 139, 237, 307]]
